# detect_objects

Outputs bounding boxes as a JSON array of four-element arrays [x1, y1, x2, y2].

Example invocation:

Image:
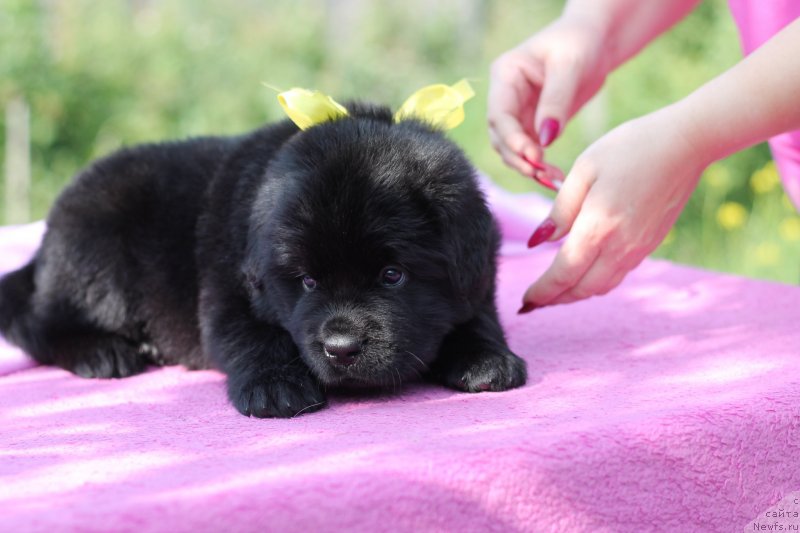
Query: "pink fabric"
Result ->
[[2, 181, 800, 531], [729, 0, 800, 209], [0, 223, 45, 376]]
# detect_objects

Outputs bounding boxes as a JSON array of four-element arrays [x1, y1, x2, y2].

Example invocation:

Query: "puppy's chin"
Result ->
[[308, 361, 404, 389], [301, 347, 429, 390]]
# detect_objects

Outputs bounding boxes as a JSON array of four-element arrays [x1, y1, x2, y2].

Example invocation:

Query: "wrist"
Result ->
[[652, 101, 717, 171], [673, 87, 757, 167]]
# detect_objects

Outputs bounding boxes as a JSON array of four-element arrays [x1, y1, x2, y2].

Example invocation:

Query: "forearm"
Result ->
[[677, 17, 800, 164], [562, 0, 701, 71]]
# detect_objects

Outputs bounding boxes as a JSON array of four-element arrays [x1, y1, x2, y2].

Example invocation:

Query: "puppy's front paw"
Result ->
[[71, 335, 147, 379], [229, 370, 327, 418], [435, 349, 527, 393]]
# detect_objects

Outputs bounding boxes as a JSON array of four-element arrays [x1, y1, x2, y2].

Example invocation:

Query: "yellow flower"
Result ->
[[754, 242, 781, 265], [750, 161, 780, 194], [779, 217, 800, 241], [705, 163, 731, 189], [716, 201, 748, 230]]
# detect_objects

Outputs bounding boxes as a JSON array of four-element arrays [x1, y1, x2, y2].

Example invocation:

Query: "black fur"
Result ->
[[0, 103, 526, 417]]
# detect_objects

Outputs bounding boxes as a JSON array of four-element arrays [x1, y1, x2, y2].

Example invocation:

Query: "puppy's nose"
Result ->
[[323, 335, 362, 366]]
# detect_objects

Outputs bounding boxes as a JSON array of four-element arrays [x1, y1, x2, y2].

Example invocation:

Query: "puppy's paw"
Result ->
[[436, 349, 527, 393], [230, 370, 327, 418], [71, 336, 147, 379]]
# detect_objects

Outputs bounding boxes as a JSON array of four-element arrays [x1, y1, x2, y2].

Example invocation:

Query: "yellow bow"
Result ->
[[276, 88, 349, 131], [275, 80, 474, 131], [393, 79, 475, 129]]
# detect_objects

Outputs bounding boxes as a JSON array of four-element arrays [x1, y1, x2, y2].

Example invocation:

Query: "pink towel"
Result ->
[[1, 178, 799, 532], [0, 222, 45, 376]]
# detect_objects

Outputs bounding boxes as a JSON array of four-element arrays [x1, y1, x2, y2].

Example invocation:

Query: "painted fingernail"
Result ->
[[527, 218, 557, 248], [539, 118, 560, 147], [532, 171, 558, 191], [518, 302, 538, 314], [521, 155, 558, 190], [521, 154, 547, 172]]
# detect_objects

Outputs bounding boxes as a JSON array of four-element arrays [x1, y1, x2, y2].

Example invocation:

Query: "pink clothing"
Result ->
[[729, 0, 800, 209]]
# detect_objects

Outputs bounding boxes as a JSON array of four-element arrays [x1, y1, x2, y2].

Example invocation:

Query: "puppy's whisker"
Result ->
[[292, 400, 326, 418], [394, 367, 403, 395], [405, 350, 428, 372], [281, 356, 302, 369]]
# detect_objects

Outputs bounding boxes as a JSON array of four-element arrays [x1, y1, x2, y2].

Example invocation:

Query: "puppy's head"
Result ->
[[244, 105, 499, 387]]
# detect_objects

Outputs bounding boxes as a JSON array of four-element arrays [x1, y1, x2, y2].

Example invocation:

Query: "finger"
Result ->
[[534, 54, 583, 146], [595, 268, 628, 296], [548, 254, 625, 305], [522, 212, 603, 306], [489, 55, 544, 163], [523, 160, 564, 191], [489, 128, 536, 176], [489, 111, 542, 168], [527, 160, 595, 247], [551, 245, 648, 305]]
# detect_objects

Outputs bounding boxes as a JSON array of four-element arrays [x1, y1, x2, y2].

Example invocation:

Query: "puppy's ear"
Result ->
[[241, 225, 273, 300], [242, 265, 264, 298], [241, 254, 266, 300], [441, 196, 500, 312]]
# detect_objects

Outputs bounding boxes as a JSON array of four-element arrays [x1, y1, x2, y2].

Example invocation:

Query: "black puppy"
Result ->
[[0, 103, 526, 418]]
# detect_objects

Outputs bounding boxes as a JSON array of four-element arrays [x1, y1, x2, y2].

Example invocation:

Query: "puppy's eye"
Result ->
[[302, 275, 318, 291], [380, 267, 405, 288]]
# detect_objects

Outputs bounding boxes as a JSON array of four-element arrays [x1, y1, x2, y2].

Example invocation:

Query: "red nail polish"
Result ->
[[518, 302, 537, 314], [539, 118, 560, 147], [532, 171, 558, 192], [521, 155, 547, 172], [527, 218, 556, 248]]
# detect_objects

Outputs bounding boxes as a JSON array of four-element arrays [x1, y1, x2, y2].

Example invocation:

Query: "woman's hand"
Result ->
[[488, 15, 610, 176], [520, 105, 708, 311], [488, 0, 703, 178], [519, 13, 800, 311]]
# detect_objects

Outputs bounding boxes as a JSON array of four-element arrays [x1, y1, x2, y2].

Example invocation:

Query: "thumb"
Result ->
[[527, 162, 593, 248], [534, 57, 581, 147]]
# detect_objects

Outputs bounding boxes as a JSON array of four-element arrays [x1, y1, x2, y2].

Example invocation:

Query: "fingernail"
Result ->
[[521, 154, 547, 172], [539, 118, 560, 147], [527, 218, 557, 248], [531, 171, 558, 192], [517, 302, 538, 314]]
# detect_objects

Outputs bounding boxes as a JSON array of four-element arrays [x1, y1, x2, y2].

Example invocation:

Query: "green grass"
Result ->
[[0, 0, 797, 283]]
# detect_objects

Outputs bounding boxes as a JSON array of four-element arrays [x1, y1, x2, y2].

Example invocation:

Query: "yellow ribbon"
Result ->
[[277, 88, 349, 131], [394, 79, 474, 129], [275, 79, 474, 131]]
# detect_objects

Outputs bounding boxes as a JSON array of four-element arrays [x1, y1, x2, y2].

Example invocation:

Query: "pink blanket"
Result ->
[[1, 181, 798, 532]]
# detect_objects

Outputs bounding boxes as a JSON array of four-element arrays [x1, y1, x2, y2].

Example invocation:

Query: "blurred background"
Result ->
[[1, 0, 798, 283]]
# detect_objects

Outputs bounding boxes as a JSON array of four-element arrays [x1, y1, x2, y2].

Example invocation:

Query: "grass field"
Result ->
[[1, 0, 797, 283]]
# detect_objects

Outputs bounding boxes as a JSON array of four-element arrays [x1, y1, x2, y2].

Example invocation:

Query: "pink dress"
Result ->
[[729, 0, 800, 210]]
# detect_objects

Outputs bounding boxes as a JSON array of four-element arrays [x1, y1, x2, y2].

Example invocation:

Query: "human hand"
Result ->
[[488, 15, 609, 177], [519, 105, 708, 312]]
